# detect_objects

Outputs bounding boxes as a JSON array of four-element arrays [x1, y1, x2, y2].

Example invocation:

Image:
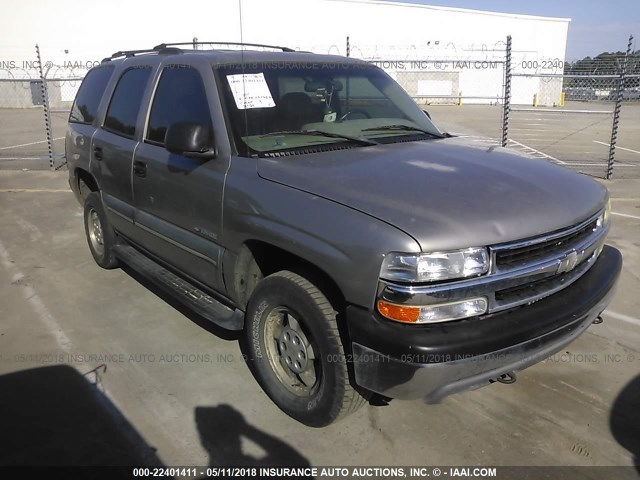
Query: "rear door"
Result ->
[[132, 61, 231, 291], [91, 64, 154, 237]]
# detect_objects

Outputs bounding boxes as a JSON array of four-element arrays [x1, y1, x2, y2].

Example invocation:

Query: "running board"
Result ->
[[113, 244, 244, 330]]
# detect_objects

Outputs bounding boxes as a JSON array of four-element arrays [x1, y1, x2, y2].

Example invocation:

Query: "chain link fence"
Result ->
[[506, 35, 638, 179], [0, 47, 49, 169], [0, 37, 637, 178], [336, 39, 509, 140], [333, 35, 638, 178], [0, 45, 86, 170]]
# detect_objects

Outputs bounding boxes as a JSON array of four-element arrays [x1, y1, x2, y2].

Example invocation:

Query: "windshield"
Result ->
[[216, 62, 443, 156]]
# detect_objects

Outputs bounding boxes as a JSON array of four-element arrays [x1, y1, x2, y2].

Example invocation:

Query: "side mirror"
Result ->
[[165, 122, 216, 160], [423, 109, 431, 119]]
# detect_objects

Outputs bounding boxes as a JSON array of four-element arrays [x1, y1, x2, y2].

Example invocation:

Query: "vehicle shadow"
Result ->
[[0, 364, 163, 467], [610, 374, 640, 471], [195, 404, 311, 472]]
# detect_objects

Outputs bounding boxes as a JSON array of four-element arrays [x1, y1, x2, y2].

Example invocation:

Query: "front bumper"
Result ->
[[346, 245, 622, 403]]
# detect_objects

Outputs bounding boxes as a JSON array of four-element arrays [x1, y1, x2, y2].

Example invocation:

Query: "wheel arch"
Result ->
[[228, 240, 347, 313], [76, 167, 100, 200]]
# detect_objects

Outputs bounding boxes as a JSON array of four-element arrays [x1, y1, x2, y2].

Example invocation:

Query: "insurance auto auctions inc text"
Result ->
[[251, 466, 497, 477]]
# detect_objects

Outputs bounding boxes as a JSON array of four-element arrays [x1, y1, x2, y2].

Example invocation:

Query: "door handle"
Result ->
[[93, 146, 103, 161], [133, 160, 147, 178]]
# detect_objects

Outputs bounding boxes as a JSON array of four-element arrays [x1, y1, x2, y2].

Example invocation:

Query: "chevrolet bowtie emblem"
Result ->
[[557, 250, 580, 274]]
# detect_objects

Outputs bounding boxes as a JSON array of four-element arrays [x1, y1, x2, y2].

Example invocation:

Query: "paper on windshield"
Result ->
[[226, 73, 276, 109]]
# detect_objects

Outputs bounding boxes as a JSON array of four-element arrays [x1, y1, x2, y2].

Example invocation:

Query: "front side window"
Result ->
[[217, 62, 442, 156], [69, 65, 114, 124], [104, 67, 152, 138], [146, 66, 212, 145]]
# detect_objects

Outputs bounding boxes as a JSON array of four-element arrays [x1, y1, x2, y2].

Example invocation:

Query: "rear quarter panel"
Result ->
[[66, 123, 95, 202]]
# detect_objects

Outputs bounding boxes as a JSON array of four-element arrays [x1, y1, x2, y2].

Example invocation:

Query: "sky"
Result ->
[[387, 0, 639, 60]]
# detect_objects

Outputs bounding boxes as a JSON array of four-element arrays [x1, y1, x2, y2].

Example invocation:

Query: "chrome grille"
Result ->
[[495, 219, 598, 270], [493, 254, 596, 309], [489, 211, 606, 310]]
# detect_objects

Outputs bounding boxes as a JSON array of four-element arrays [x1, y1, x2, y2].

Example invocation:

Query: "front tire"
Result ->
[[244, 271, 366, 427], [83, 192, 119, 269]]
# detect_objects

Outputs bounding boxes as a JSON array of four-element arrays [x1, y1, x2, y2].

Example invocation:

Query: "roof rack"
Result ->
[[154, 41, 296, 53], [100, 41, 297, 63], [102, 46, 182, 63]]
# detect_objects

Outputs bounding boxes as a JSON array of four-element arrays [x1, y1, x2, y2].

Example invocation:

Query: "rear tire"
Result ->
[[83, 192, 119, 269], [244, 270, 366, 427]]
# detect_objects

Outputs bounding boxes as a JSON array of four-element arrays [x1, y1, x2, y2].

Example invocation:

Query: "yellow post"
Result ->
[[457, 92, 463, 106], [559, 92, 566, 107], [533, 93, 538, 107]]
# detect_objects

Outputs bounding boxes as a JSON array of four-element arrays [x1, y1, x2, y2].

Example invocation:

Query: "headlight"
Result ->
[[381, 247, 490, 283], [599, 197, 611, 227]]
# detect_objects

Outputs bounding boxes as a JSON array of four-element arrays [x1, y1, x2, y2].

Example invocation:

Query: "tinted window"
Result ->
[[146, 67, 212, 144], [104, 67, 152, 137], [69, 66, 114, 124]]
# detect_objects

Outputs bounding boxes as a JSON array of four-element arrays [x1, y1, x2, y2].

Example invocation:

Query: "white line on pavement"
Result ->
[[512, 108, 613, 114], [593, 140, 640, 155], [0, 189, 71, 193], [606, 311, 640, 328], [612, 212, 640, 220], [565, 163, 638, 167], [509, 128, 552, 132], [0, 137, 64, 150], [0, 188, 71, 193], [507, 139, 567, 164], [0, 240, 72, 352]]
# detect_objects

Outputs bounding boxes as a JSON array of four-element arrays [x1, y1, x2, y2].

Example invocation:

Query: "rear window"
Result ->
[[69, 66, 115, 124], [104, 67, 153, 138]]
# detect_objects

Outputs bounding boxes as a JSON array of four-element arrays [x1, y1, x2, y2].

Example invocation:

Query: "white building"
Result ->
[[0, 0, 570, 106]]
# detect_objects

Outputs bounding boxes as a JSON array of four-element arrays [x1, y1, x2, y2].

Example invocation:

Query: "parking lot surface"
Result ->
[[0, 170, 638, 472]]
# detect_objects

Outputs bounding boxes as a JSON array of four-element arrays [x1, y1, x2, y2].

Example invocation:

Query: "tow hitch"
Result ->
[[491, 371, 517, 385]]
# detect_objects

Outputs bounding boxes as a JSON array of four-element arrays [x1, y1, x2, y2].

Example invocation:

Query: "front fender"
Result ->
[[222, 160, 420, 309]]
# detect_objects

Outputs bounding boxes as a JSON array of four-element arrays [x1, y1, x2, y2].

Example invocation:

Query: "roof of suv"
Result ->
[[102, 46, 370, 68]]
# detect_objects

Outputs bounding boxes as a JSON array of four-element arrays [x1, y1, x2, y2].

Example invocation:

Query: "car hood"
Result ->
[[257, 137, 608, 251]]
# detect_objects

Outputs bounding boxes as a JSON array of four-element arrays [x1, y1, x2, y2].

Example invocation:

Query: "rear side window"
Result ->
[[104, 67, 152, 138], [146, 66, 212, 145], [69, 66, 114, 124]]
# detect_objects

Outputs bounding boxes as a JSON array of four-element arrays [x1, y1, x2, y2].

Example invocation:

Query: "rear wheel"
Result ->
[[83, 192, 119, 269], [244, 270, 366, 427]]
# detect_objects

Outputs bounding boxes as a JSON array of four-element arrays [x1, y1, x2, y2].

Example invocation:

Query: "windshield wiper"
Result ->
[[260, 129, 378, 146], [362, 124, 445, 138]]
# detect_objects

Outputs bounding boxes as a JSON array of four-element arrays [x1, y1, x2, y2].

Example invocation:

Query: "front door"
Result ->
[[132, 63, 229, 291]]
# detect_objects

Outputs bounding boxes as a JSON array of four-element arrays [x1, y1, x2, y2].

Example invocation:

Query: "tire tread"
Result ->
[[84, 192, 119, 270], [270, 271, 367, 423]]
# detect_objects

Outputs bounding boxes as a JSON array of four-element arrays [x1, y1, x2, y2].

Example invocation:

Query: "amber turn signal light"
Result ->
[[376, 300, 420, 323]]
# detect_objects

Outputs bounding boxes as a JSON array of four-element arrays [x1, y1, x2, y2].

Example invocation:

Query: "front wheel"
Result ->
[[244, 271, 366, 427]]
